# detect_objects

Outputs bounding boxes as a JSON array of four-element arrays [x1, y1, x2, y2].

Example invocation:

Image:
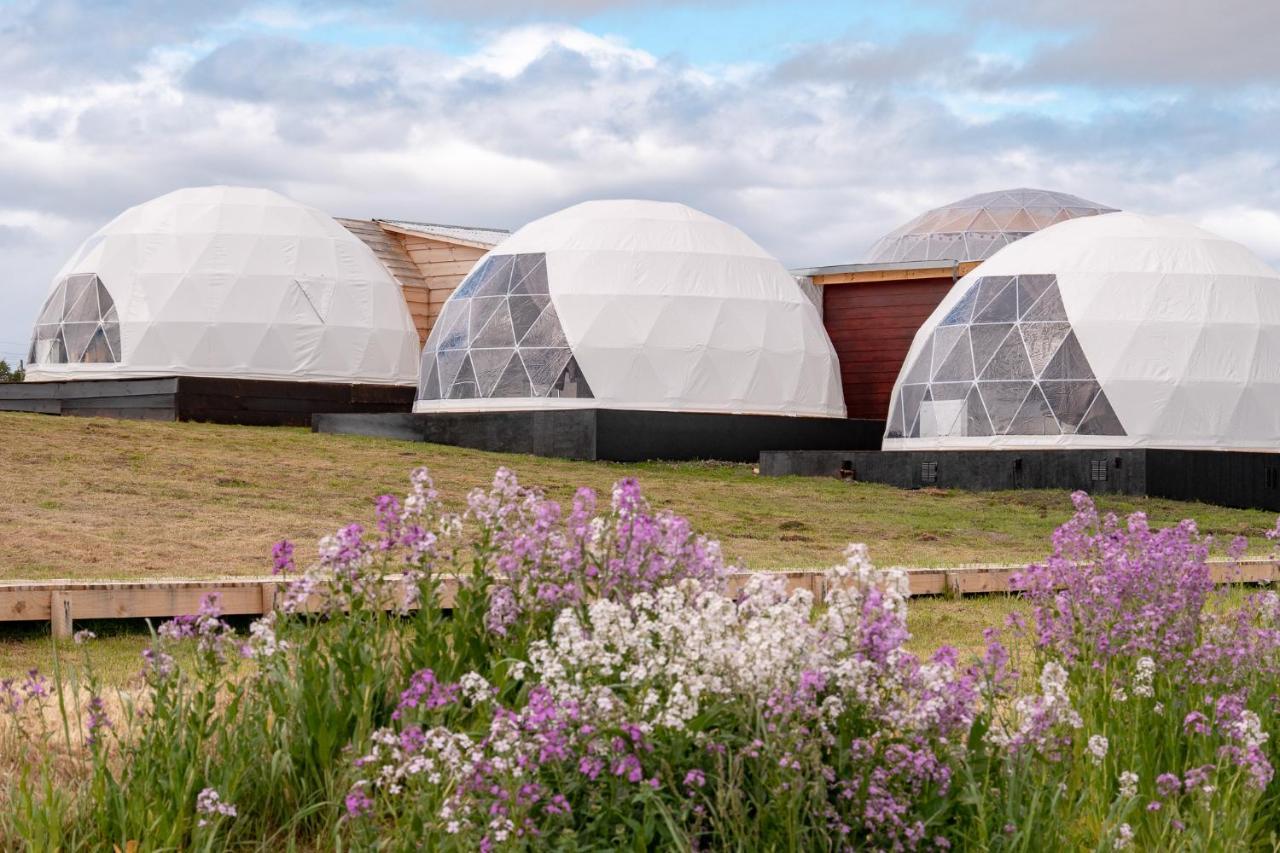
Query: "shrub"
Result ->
[[2, 473, 1277, 851]]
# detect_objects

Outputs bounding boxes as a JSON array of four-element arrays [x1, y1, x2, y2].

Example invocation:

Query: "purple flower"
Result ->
[[683, 768, 706, 791], [393, 669, 459, 721], [271, 539, 295, 575], [85, 695, 111, 747], [195, 787, 237, 826], [1183, 711, 1210, 736], [344, 786, 374, 819], [1155, 773, 1182, 797]]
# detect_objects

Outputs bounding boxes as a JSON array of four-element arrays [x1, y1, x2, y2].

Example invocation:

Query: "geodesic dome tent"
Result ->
[[26, 186, 420, 384], [866, 188, 1118, 264], [883, 211, 1280, 450], [414, 200, 845, 417]]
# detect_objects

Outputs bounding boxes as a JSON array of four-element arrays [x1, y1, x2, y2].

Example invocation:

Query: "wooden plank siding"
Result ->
[[338, 220, 488, 345], [820, 275, 955, 421], [398, 235, 487, 340]]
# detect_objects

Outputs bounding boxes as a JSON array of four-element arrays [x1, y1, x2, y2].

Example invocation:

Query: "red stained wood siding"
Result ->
[[822, 277, 955, 420]]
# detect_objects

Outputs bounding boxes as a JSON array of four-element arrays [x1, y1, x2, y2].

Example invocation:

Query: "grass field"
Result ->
[[2, 412, 1276, 583]]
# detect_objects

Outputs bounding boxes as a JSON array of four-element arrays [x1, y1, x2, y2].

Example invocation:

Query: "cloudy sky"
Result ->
[[3, 0, 1280, 363]]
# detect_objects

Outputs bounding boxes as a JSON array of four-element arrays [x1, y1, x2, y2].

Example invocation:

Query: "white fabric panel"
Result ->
[[414, 199, 845, 417], [884, 212, 1280, 450], [26, 186, 419, 384]]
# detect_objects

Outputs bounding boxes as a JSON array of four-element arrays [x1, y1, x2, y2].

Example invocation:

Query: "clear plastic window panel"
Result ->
[[886, 274, 1124, 439], [867, 189, 1118, 264], [27, 274, 121, 365], [417, 253, 594, 401]]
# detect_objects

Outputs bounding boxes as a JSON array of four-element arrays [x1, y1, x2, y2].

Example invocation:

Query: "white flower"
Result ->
[[1111, 685, 1128, 703], [1230, 710, 1269, 750], [1114, 823, 1134, 849], [459, 672, 493, 704], [1118, 771, 1139, 798], [1133, 657, 1155, 698], [1153, 702, 1165, 716], [1087, 735, 1109, 764], [243, 611, 288, 658], [73, 629, 96, 645], [195, 787, 237, 827]]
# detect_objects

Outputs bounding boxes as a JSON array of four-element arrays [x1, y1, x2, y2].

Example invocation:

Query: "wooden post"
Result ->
[[50, 591, 73, 639], [260, 583, 277, 615]]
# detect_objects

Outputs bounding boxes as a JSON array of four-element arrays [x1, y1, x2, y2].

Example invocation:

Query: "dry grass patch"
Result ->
[[1, 411, 1275, 582]]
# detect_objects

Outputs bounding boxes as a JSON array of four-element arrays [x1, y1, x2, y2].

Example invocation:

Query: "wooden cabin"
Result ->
[[337, 219, 509, 345], [794, 260, 980, 422]]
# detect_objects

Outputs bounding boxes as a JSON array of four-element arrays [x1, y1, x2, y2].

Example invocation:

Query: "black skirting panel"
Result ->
[[758, 449, 1280, 512], [313, 410, 885, 463], [0, 377, 415, 427]]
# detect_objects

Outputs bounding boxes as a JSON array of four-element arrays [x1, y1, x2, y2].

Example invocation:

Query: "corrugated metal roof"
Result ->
[[789, 260, 963, 277], [376, 219, 509, 248]]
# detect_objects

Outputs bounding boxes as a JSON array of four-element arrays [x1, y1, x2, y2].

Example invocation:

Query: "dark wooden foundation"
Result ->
[[758, 448, 1280, 512], [0, 377, 415, 427], [314, 409, 885, 462]]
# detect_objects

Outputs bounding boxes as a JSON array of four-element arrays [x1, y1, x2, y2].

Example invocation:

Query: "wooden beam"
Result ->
[[2, 559, 1275, 636], [812, 262, 981, 286]]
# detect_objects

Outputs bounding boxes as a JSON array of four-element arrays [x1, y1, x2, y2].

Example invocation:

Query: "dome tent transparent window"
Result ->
[[887, 274, 1124, 439], [867, 189, 1118, 264], [28, 274, 121, 365], [418, 253, 593, 401]]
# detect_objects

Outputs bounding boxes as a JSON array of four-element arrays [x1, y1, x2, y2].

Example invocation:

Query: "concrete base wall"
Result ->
[[314, 410, 885, 463], [0, 377, 414, 427], [758, 448, 1280, 512]]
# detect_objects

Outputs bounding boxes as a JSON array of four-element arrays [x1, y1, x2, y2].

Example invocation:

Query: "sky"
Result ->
[[3, 0, 1280, 364]]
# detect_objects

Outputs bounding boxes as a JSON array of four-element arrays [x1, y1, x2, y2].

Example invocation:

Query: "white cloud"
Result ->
[[3, 3, 1280, 365]]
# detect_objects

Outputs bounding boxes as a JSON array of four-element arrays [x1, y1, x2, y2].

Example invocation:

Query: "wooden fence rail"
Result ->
[[2, 560, 1276, 638]]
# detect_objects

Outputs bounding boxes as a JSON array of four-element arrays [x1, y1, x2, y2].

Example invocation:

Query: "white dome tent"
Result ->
[[26, 186, 420, 384], [866, 188, 1117, 264], [883, 211, 1280, 450], [414, 200, 845, 418]]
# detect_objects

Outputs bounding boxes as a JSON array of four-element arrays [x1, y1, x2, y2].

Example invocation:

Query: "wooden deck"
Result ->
[[3, 560, 1275, 637]]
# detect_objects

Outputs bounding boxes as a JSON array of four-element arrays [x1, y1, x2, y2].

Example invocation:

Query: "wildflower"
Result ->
[[345, 784, 374, 819], [1182, 711, 1210, 736], [1086, 735, 1108, 765], [1114, 823, 1134, 849], [393, 669, 459, 721], [22, 669, 49, 700], [141, 646, 175, 679], [1133, 657, 1155, 697], [1182, 764, 1216, 796], [683, 768, 706, 791], [85, 695, 111, 747], [73, 629, 95, 645], [1155, 773, 1182, 797], [195, 787, 237, 827], [1118, 771, 1138, 798], [1146, 801, 1161, 812], [157, 594, 235, 660], [459, 672, 493, 705], [241, 612, 287, 659], [271, 539, 294, 575]]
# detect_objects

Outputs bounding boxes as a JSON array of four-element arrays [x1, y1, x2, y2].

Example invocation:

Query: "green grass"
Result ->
[[1, 412, 1275, 583]]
